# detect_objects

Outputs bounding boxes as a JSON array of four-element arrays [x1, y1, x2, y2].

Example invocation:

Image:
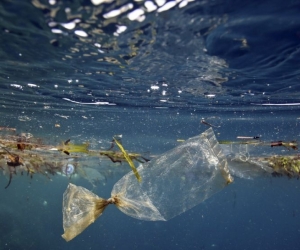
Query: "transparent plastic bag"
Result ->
[[62, 128, 233, 241]]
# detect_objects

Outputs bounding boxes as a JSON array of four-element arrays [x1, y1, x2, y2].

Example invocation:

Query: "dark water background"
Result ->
[[0, 0, 300, 249]]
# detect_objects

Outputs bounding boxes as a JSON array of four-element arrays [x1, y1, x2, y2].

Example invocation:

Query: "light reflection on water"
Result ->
[[2, 0, 299, 113]]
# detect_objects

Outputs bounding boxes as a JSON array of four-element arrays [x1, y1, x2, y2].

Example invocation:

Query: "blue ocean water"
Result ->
[[0, 0, 300, 249]]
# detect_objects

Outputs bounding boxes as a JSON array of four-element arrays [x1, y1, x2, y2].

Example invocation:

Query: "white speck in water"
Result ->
[[18, 116, 31, 122], [27, 83, 39, 88], [127, 8, 145, 21], [155, 0, 166, 7], [151, 85, 159, 90], [74, 30, 88, 37], [145, 1, 157, 12], [10, 84, 23, 90], [51, 28, 63, 34], [157, 1, 177, 13]]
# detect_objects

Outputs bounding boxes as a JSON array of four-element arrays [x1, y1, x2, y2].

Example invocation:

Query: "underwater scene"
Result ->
[[1, 0, 300, 249]]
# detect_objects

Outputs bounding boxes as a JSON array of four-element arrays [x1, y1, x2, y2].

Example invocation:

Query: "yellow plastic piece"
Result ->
[[113, 138, 142, 182], [59, 142, 89, 154]]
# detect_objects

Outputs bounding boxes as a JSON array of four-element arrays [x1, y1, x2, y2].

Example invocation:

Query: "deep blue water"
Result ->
[[1, 0, 300, 249]]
